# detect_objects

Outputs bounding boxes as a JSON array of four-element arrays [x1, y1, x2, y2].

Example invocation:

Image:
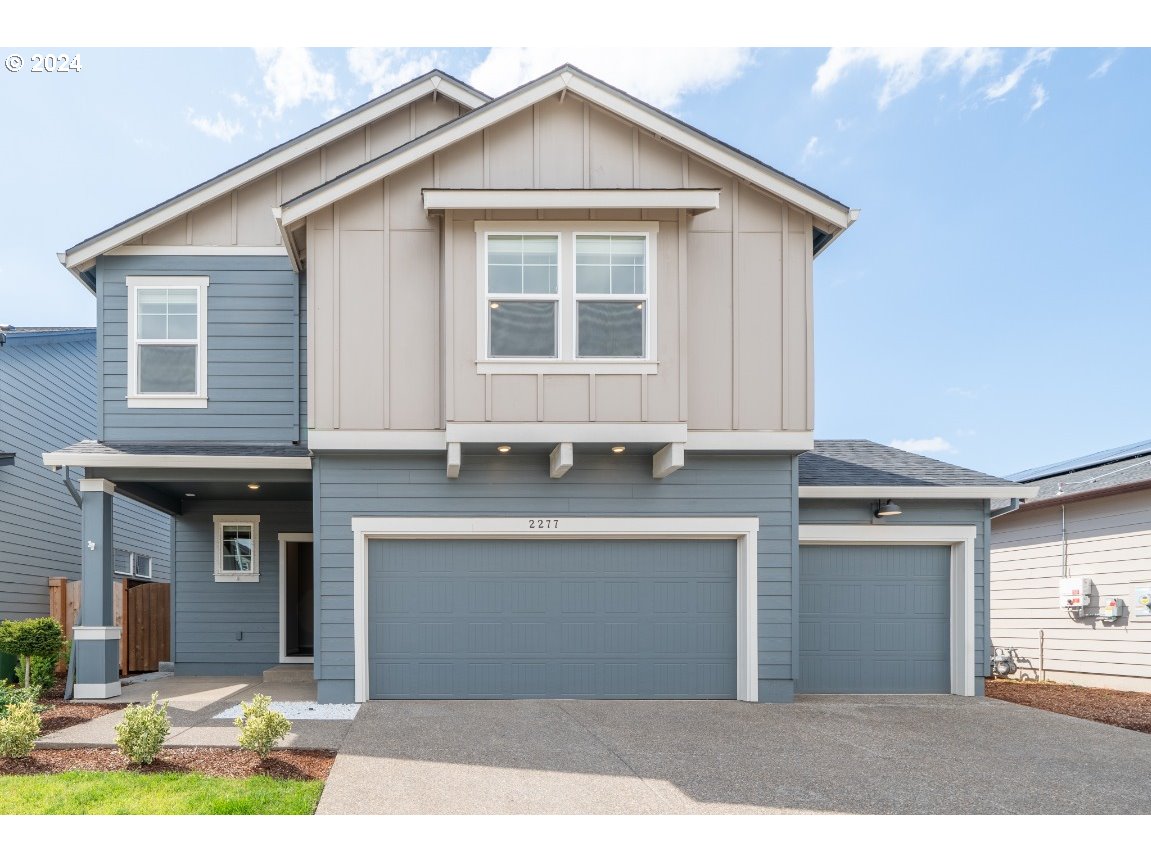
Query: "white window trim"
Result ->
[[278, 532, 314, 664], [797, 524, 978, 697], [475, 221, 658, 374], [126, 275, 209, 409], [113, 549, 153, 579], [214, 514, 261, 582], [351, 516, 759, 704]]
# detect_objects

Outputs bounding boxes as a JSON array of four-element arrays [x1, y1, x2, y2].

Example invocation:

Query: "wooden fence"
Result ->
[[48, 578, 171, 674]]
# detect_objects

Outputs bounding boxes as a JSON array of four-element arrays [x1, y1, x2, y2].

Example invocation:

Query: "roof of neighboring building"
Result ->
[[0, 326, 95, 336], [799, 440, 1021, 488], [49, 440, 311, 458], [1007, 438, 1151, 482], [1004, 450, 1151, 506]]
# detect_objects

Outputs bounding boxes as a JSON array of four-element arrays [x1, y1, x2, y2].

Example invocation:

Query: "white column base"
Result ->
[[73, 681, 122, 699], [72, 626, 122, 641]]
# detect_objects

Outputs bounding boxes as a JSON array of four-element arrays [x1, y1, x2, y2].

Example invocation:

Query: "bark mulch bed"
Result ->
[[0, 747, 335, 781], [986, 679, 1151, 734]]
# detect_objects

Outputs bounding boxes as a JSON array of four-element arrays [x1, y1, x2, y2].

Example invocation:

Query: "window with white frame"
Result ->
[[114, 549, 153, 579], [213, 515, 260, 582], [480, 224, 655, 366], [127, 276, 208, 407]]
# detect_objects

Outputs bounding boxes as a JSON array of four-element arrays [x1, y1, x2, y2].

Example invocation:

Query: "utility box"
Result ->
[[1099, 598, 1125, 622], [1132, 586, 1151, 619], [1060, 577, 1093, 613]]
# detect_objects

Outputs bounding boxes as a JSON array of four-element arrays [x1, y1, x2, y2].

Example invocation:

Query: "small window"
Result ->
[[114, 549, 154, 579], [213, 515, 260, 582], [127, 276, 208, 408], [133, 553, 153, 578], [113, 549, 133, 577], [486, 234, 559, 358]]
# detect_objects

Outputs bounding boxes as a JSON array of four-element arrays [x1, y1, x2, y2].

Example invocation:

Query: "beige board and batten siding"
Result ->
[[307, 96, 815, 433], [117, 95, 464, 251], [991, 488, 1151, 691]]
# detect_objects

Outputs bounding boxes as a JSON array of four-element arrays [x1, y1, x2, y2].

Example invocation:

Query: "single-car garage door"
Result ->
[[798, 545, 950, 694], [368, 538, 736, 699]]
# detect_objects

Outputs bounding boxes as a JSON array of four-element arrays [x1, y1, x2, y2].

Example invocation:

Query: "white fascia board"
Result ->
[[62, 75, 486, 272], [686, 431, 814, 452], [105, 245, 289, 257], [282, 69, 851, 230], [307, 430, 448, 451], [43, 452, 311, 470], [446, 422, 688, 444], [424, 188, 720, 213], [798, 485, 1040, 500]]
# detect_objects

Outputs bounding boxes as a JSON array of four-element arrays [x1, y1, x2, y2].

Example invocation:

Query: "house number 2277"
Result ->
[[528, 519, 559, 529]]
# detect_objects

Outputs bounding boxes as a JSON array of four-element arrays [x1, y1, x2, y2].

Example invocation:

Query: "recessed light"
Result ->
[[185, 492, 196, 498], [247, 483, 261, 490], [497, 445, 511, 454], [611, 445, 626, 454]]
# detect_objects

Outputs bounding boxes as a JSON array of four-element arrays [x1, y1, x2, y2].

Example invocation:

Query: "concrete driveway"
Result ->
[[318, 695, 1151, 814]]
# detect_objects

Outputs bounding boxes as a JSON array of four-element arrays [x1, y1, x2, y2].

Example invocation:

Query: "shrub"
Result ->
[[114, 692, 170, 765], [234, 694, 292, 758], [0, 682, 45, 714], [0, 618, 64, 690], [14, 655, 56, 690], [0, 702, 40, 758]]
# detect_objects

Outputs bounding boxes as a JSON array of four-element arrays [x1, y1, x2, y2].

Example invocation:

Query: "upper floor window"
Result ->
[[479, 222, 656, 369], [126, 276, 208, 408]]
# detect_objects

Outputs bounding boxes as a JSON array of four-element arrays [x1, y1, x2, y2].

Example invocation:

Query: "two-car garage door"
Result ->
[[367, 539, 737, 699]]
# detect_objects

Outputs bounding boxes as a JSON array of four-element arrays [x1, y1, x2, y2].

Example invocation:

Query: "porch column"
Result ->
[[74, 478, 121, 699]]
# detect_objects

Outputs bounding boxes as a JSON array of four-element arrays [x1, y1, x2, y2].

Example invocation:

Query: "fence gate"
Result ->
[[49, 579, 170, 674]]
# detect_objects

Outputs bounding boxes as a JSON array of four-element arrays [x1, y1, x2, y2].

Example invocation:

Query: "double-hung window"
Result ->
[[127, 275, 208, 408], [213, 515, 260, 583], [480, 223, 655, 369]]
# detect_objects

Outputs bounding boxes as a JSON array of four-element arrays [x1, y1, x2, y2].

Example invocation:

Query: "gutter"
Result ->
[[1011, 477, 1151, 513], [990, 498, 1020, 518], [812, 208, 861, 259]]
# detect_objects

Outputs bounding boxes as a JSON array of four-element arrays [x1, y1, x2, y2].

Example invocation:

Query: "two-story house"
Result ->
[[45, 66, 1032, 702]]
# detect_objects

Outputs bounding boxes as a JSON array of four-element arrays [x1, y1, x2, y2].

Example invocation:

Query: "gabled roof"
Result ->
[[279, 64, 856, 234], [62, 70, 489, 279], [1007, 438, 1151, 482], [1002, 442, 1151, 508]]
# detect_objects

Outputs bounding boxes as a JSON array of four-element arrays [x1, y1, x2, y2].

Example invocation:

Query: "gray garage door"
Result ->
[[798, 545, 950, 694], [368, 538, 736, 699]]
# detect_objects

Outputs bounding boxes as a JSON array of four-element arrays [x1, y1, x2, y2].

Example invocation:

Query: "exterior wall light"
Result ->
[[497, 445, 511, 454], [875, 499, 902, 518]]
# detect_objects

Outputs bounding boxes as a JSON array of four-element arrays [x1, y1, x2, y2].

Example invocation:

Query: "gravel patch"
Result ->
[[987, 679, 1151, 733], [213, 701, 359, 721], [0, 747, 335, 780]]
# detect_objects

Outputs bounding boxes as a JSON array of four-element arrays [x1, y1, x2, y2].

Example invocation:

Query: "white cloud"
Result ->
[[186, 110, 243, 142], [946, 386, 977, 399], [889, 436, 956, 455], [255, 48, 337, 117], [1089, 53, 1118, 79], [813, 48, 1000, 108], [347, 48, 445, 97], [984, 48, 1054, 100], [1027, 83, 1048, 117], [466, 48, 753, 109], [801, 135, 826, 165]]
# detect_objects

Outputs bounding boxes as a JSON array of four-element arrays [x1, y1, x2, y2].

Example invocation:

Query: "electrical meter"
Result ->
[[1099, 598, 1124, 622], [1060, 577, 1093, 615], [1132, 586, 1151, 619]]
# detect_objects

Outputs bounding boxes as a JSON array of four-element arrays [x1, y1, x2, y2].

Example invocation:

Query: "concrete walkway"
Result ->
[[40, 676, 354, 751], [317, 695, 1151, 815]]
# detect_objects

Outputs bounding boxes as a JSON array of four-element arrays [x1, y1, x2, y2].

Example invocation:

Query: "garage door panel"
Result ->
[[799, 545, 950, 694], [369, 539, 737, 699]]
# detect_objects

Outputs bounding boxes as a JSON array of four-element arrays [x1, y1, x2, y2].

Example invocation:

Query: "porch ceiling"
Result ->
[[86, 468, 313, 516]]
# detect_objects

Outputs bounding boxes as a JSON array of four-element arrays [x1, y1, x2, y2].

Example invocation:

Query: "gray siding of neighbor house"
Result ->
[[799, 498, 991, 691], [96, 254, 305, 443], [0, 332, 172, 620], [172, 499, 312, 675], [313, 451, 798, 703]]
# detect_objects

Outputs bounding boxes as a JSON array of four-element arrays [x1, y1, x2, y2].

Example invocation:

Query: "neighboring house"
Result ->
[[44, 66, 1032, 702], [991, 440, 1151, 692], [0, 327, 171, 621]]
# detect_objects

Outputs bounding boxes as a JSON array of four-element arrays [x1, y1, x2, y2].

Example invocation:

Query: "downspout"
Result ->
[[1061, 504, 1068, 579], [62, 466, 82, 507], [292, 269, 302, 443], [990, 498, 1020, 518]]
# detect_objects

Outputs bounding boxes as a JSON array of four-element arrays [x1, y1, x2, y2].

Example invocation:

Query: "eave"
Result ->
[[799, 485, 1040, 500]]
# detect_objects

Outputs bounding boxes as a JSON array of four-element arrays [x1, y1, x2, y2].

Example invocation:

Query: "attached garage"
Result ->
[[366, 538, 738, 699], [798, 544, 951, 693]]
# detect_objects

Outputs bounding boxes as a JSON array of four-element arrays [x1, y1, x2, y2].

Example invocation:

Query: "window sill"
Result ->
[[214, 572, 260, 583], [476, 361, 658, 375], [128, 397, 208, 409]]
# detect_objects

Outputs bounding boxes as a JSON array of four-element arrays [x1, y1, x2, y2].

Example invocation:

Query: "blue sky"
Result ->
[[0, 46, 1146, 477]]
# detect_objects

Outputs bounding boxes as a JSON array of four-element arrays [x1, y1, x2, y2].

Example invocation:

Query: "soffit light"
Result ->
[[611, 445, 626, 454], [248, 483, 261, 491], [497, 445, 511, 454], [185, 492, 196, 498], [875, 499, 902, 518]]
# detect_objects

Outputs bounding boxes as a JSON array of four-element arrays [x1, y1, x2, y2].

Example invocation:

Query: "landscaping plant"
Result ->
[[0, 702, 41, 759], [114, 692, 171, 765], [234, 694, 292, 758], [0, 682, 45, 714], [0, 618, 64, 691]]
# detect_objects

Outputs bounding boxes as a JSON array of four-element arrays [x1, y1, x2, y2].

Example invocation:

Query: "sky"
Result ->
[[0, 43, 1147, 478]]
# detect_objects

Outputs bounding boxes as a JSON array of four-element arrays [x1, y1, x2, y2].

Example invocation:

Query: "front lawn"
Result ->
[[0, 771, 324, 814]]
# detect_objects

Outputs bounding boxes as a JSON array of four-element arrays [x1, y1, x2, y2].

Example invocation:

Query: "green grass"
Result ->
[[0, 771, 324, 814]]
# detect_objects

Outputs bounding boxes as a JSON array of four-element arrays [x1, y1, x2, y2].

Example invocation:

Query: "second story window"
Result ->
[[126, 276, 208, 408], [481, 223, 656, 368]]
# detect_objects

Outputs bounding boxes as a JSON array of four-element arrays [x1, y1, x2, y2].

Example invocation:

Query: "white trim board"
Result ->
[[281, 67, 853, 230], [798, 524, 978, 697], [799, 485, 1038, 500], [351, 517, 760, 703], [425, 188, 720, 213], [106, 246, 289, 257], [73, 682, 122, 699], [278, 533, 315, 665], [43, 452, 312, 470], [62, 73, 487, 273]]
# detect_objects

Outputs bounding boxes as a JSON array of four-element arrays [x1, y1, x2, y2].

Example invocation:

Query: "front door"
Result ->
[[282, 538, 314, 660]]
